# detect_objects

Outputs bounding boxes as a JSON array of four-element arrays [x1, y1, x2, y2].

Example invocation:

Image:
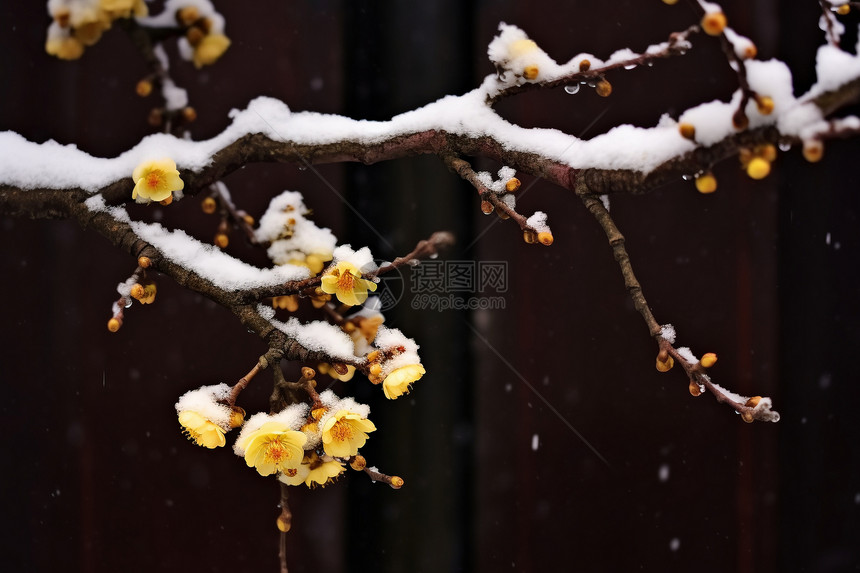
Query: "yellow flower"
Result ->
[[279, 452, 345, 488], [383, 364, 425, 400], [178, 410, 226, 449], [193, 34, 231, 68], [132, 158, 184, 202], [321, 409, 376, 458], [241, 421, 307, 476], [320, 261, 377, 306]]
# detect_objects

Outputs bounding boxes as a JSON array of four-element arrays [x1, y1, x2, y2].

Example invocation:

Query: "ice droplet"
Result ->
[[564, 84, 580, 95], [624, 64, 637, 70], [669, 538, 680, 551], [531, 434, 539, 451], [681, 174, 693, 181], [779, 141, 792, 152]]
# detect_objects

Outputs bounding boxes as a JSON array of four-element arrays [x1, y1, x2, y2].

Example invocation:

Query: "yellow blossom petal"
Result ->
[[279, 452, 345, 488], [132, 158, 184, 203], [383, 364, 425, 400], [242, 421, 307, 476], [178, 410, 226, 449], [193, 34, 231, 68], [321, 409, 376, 458]]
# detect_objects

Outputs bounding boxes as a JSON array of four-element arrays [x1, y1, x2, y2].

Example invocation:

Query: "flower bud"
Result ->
[[350, 455, 367, 471], [311, 407, 327, 420], [214, 233, 229, 249], [176, 6, 200, 27], [302, 367, 316, 380], [595, 79, 612, 97], [136, 79, 152, 97], [700, 353, 718, 368], [755, 95, 775, 115], [201, 197, 217, 214], [523, 230, 537, 244], [186, 26, 205, 47], [332, 362, 349, 376], [802, 140, 823, 163], [523, 65, 539, 80], [701, 12, 727, 36], [537, 232, 554, 246], [837, 4, 851, 15], [481, 200, 494, 215], [276, 514, 291, 533], [181, 106, 197, 123], [229, 407, 245, 428], [578, 59, 591, 71], [744, 395, 761, 408], [137, 256, 152, 269], [505, 178, 521, 192], [746, 157, 771, 180], [695, 172, 717, 194], [678, 123, 696, 140], [688, 380, 703, 396], [389, 476, 405, 489], [107, 317, 122, 332], [130, 283, 145, 300], [656, 355, 674, 372], [741, 411, 755, 423]]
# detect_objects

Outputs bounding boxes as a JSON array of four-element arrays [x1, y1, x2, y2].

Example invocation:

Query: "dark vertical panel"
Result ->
[[342, 2, 475, 573]]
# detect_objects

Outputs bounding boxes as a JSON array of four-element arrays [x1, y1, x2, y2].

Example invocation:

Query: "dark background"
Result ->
[[1, 1, 859, 572]]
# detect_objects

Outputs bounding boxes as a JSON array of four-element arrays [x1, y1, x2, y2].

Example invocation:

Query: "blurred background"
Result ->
[[1, 1, 859, 572]]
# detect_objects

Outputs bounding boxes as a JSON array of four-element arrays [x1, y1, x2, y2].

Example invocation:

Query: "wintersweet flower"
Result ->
[[320, 261, 377, 306], [321, 409, 376, 458], [239, 421, 307, 476], [383, 364, 425, 400], [279, 452, 345, 488], [193, 34, 231, 68], [132, 158, 184, 203], [178, 410, 227, 449]]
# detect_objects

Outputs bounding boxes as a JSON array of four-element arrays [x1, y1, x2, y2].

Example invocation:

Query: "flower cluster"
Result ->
[[172, 2, 231, 69], [175, 383, 242, 449], [46, 0, 148, 60]]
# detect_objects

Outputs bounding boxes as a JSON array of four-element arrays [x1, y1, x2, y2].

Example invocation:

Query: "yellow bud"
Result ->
[[523, 230, 537, 244], [679, 123, 696, 140], [107, 317, 122, 332], [147, 108, 163, 128], [176, 6, 200, 27], [595, 79, 612, 97], [537, 232, 554, 246], [741, 411, 755, 423], [276, 514, 291, 533], [242, 214, 255, 226], [130, 283, 145, 301], [350, 455, 367, 471], [700, 353, 718, 368], [136, 79, 153, 97], [302, 366, 316, 379], [332, 362, 349, 376], [746, 157, 771, 180], [505, 178, 521, 192], [837, 4, 851, 15], [802, 140, 823, 163], [523, 65, 539, 80], [480, 200, 494, 214], [656, 355, 674, 372], [688, 380, 703, 396], [137, 256, 152, 269], [578, 59, 591, 72], [389, 476, 405, 489], [755, 95, 775, 115], [311, 407, 327, 420], [695, 172, 717, 194], [744, 395, 762, 408], [159, 195, 174, 206], [343, 321, 357, 333], [186, 26, 205, 47], [741, 43, 758, 60], [756, 143, 778, 163], [201, 196, 217, 214], [181, 106, 197, 123], [732, 109, 749, 130], [229, 407, 245, 428], [701, 12, 727, 36], [369, 363, 383, 377], [214, 233, 229, 249]]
